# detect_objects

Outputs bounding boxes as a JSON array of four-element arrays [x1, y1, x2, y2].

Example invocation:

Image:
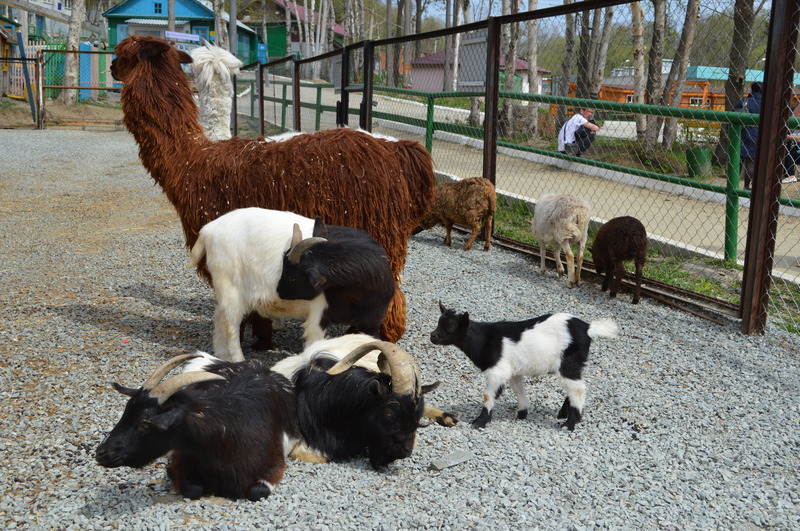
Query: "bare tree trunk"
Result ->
[[168, 0, 175, 33], [526, 0, 539, 137], [62, 0, 86, 106], [415, 0, 422, 59], [643, 0, 667, 150], [403, 0, 412, 87], [661, 0, 701, 149], [450, 0, 462, 91], [631, 1, 645, 139], [285, 0, 293, 59], [392, 0, 403, 86], [386, 0, 394, 85], [214, 0, 229, 49], [557, 1, 577, 128], [589, 7, 613, 101], [443, 0, 451, 90], [714, 0, 756, 166], [498, 0, 518, 137], [575, 10, 591, 98]]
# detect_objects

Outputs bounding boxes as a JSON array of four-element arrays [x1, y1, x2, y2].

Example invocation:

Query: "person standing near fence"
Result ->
[[734, 81, 762, 190], [781, 104, 800, 184], [558, 108, 601, 157]]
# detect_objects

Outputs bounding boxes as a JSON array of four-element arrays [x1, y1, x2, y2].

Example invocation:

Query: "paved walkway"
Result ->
[[235, 81, 800, 281]]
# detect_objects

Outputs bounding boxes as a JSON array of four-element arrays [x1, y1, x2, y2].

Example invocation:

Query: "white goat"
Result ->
[[190, 44, 243, 141], [530, 194, 590, 288], [188, 207, 326, 362]]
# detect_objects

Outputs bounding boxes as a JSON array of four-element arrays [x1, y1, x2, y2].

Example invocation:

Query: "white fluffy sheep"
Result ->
[[530, 194, 590, 288], [190, 43, 243, 141]]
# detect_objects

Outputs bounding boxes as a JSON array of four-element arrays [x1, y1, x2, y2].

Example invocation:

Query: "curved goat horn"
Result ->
[[150, 372, 226, 405], [327, 341, 421, 398], [286, 224, 327, 264], [142, 353, 202, 391]]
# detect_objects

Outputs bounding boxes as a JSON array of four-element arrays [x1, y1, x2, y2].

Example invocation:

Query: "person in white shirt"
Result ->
[[558, 108, 601, 157]]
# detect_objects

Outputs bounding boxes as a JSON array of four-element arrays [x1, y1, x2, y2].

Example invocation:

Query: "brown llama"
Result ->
[[110, 35, 436, 347]]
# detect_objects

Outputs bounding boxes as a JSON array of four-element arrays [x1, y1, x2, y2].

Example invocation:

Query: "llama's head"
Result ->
[[111, 35, 193, 83]]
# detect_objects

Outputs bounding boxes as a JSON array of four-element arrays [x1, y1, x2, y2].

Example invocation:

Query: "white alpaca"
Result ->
[[190, 44, 243, 141]]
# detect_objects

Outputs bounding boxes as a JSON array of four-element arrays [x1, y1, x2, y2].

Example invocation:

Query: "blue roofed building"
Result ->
[[103, 0, 258, 62]]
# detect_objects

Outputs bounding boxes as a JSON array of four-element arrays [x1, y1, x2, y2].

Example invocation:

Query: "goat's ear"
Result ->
[[421, 381, 441, 395], [307, 267, 327, 290], [312, 217, 327, 237], [459, 312, 470, 326], [438, 300, 446, 314], [142, 409, 184, 432], [112, 382, 138, 397], [177, 50, 193, 64], [368, 380, 390, 400]]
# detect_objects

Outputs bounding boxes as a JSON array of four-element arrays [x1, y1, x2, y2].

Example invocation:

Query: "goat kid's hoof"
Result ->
[[438, 412, 459, 427], [246, 481, 273, 501], [471, 408, 491, 429], [517, 409, 528, 420]]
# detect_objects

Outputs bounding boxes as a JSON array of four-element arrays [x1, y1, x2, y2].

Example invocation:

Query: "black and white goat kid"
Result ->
[[277, 219, 396, 340], [430, 302, 618, 430], [95, 354, 300, 501]]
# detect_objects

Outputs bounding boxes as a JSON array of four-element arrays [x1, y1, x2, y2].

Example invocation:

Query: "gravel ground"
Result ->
[[1, 129, 798, 530]]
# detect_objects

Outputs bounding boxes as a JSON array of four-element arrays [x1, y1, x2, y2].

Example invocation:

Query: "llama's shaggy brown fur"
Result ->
[[415, 177, 496, 251], [590, 216, 648, 304], [111, 35, 436, 345]]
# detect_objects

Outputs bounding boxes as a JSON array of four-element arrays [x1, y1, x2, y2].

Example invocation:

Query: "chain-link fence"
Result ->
[[233, 1, 799, 335]]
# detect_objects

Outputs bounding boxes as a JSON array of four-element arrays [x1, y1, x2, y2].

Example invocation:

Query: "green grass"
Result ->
[[492, 198, 800, 332]]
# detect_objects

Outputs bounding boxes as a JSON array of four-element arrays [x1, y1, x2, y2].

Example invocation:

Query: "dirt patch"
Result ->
[[0, 96, 124, 128]]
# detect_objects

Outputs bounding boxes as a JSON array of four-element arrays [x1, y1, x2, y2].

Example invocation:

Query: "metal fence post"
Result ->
[[293, 60, 301, 131], [316, 86, 322, 131], [724, 124, 741, 262], [483, 17, 501, 187], [361, 41, 374, 131], [741, 0, 800, 334], [338, 46, 350, 127]]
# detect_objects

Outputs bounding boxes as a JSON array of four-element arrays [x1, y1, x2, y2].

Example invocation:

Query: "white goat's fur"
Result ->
[[270, 333, 381, 380], [187, 208, 328, 361], [191, 44, 243, 141], [531, 194, 590, 288]]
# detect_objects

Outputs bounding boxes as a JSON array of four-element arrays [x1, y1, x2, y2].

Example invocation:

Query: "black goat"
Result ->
[[95, 354, 300, 501], [590, 216, 648, 304], [271, 336, 455, 469], [277, 219, 396, 340], [430, 302, 618, 430]]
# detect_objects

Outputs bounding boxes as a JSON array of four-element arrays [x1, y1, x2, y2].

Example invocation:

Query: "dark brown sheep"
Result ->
[[590, 216, 648, 304], [110, 36, 436, 347], [414, 177, 496, 251]]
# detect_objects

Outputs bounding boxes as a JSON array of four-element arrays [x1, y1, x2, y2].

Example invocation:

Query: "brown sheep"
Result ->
[[414, 177, 496, 251], [110, 36, 436, 348], [590, 216, 648, 304]]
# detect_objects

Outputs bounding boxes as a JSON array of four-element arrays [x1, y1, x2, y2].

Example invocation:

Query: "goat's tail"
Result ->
[[187, 234, 207, 269], [588, 319, 619, 339]]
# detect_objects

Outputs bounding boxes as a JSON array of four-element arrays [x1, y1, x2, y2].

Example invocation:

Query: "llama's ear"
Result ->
[[138, 39, 171, 62], [177, 50, 193, 64]]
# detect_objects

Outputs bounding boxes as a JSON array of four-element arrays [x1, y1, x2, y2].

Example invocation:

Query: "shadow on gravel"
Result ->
[[116, 283, 212, 317], [48, 302, 212, 352]]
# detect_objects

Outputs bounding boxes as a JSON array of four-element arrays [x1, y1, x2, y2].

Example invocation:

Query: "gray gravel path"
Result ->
[[1, 129, 798, 530]]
